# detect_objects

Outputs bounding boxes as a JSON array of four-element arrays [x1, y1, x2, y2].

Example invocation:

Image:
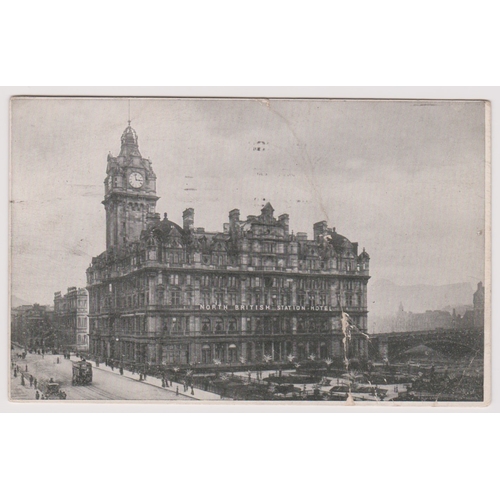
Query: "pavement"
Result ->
[[9, 348, 212, 401], [84, 358, 222, 401]]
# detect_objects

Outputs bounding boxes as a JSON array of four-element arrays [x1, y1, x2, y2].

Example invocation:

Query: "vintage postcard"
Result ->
[[9, 97, 490, 405]]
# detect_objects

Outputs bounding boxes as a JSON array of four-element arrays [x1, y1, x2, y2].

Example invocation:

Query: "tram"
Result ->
[[72, 360, 93, 385]]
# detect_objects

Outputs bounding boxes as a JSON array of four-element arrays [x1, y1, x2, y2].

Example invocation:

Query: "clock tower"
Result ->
[[103, 123, 159, 249]]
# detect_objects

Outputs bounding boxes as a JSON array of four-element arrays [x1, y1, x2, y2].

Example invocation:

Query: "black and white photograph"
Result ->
[[9, 97, 490, 404]]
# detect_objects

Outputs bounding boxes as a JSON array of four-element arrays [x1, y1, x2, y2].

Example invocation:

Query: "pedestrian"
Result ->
[[29, 375, 33, 387], [139, 374, 143, 381], [191, 387, 195, 396], [57, 357, 60, 364], [34, 378, 37, 390], [162, 378, 165, 388], [21, 374, 25, 386], [35, 390, 40, 400], [26, 364, 28, 372], [119, 366, 123, 376], [14, 368, 17, 377], [176, 386, 179, 396]]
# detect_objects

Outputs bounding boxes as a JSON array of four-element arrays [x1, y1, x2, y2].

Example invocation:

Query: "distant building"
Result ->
[[393, 305, 453, 332], [53, 287, 89, 351], [86, 124, 371, 369], [374, 281, 484, 334], [11, 304, 55, 350], [473, 281, 484, 328]]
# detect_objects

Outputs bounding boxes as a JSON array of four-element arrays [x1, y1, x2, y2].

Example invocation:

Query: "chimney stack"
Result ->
[[278, 214, 289, 235], [313, 221, 328, 241]]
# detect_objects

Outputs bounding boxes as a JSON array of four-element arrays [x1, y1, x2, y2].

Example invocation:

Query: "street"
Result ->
[[10, 348, 192, 401]]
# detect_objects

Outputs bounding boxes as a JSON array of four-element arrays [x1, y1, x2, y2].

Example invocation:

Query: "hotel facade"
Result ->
[[86, 125, 370, 369]]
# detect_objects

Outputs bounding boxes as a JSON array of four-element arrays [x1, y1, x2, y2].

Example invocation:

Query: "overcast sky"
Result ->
[[10, 98, 486, 305]]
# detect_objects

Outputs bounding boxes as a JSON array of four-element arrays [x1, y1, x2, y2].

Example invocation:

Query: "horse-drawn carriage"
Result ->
[[43, 381, 67, 400]]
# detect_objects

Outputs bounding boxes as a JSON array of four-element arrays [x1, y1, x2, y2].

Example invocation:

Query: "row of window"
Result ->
[[162, 274, 350, 290], [159, 316, 337, 335], [95, 290, 363, 310]]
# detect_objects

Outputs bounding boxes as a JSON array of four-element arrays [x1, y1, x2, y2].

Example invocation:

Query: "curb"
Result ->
[[90, 363, 200, 400]]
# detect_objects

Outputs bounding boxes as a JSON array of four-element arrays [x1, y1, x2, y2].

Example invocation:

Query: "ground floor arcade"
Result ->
[[89, 334, 369, 368]]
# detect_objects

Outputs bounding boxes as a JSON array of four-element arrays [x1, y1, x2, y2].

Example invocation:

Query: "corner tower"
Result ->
[[103, 123, 159, 249]]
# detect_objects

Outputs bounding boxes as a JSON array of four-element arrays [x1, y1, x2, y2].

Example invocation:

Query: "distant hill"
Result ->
[[369, 279, 474, 317], [11, 295, 31, 308]]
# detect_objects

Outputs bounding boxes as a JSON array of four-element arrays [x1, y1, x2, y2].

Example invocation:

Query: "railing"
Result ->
[[89, 262, 370, 279], [91, 329, 345, 340]]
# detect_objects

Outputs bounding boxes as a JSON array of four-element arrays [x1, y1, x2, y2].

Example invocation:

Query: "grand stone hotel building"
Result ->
[[87, 125, 370, 368]]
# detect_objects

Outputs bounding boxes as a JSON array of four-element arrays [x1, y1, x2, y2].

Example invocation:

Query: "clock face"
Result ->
[[129, 172, 144, 188]]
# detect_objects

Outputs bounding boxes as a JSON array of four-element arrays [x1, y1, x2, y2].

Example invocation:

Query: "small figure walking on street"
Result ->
[[21, 374, 25, 386], [191, 386, 195, 396], [34, 378, 37, 389], [35, 390, 40, 400], [29, 375, 33, 387], [14, 368, 17, 378], [176, 386, 179, 396], [57, 357, 60, 364], [25, 365, 28, 372], [139, 373, 143, 381]]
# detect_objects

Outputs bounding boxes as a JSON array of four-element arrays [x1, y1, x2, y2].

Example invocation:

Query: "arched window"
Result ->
[[272, 317, 279, 333], [170, 317, 179, 333], [202, 318, 211, 333], [228, 318, 237, 331], [255, 318, 262, 334], [215, 317, 224, 333], [202, 344, 211, 364], [297, 318, 305, 333]]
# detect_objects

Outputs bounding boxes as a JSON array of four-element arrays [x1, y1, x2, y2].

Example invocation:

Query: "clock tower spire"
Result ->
[[103, 123, 159, 250]]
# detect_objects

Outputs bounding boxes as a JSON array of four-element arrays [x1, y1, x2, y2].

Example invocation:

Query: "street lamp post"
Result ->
[[116, 337, 124, 375]]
